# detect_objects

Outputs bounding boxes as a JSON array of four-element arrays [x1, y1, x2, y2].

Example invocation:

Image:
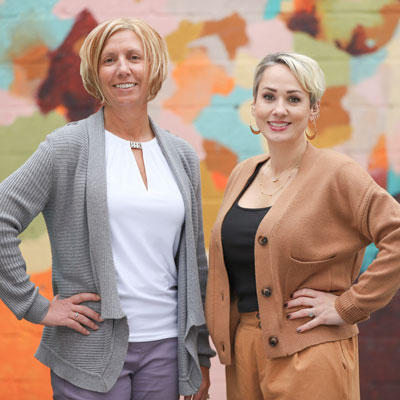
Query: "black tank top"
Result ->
[[221, 161, 270, 312]]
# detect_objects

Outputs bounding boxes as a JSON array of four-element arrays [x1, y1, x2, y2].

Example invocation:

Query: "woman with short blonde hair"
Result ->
[[80, 18, 168, 103], [0, 18, 213, 400], [206, 52, 400, 399]]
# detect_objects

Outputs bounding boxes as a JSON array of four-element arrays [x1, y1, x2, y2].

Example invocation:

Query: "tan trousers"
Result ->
[[226, 312, 360, 400]]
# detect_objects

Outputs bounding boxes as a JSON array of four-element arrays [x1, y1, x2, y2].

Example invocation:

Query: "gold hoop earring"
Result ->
[[306, 119, 317, 140], [250, 124, 261, 135]]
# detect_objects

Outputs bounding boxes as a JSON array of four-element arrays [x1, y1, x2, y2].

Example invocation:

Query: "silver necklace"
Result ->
[[130, 141, 142, 150]]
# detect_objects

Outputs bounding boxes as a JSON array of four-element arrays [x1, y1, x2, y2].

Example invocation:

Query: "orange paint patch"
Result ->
[[313, 86, 351, 148], [163, 48, 234, 123], [72, 36, 87, 56], [200, 162, 225, 249], [313, 124, 352, 148], [294, 0, 316, 13], [165, 20, 204, 63], [0, 269, 53, 399], [369, 134, 388, 171], [364, 3, 400, 51], [200, 13, 248, 60], [55, 105, 68, 117], [211, 171, 229, 191], [336, 25, 378, 55], [335, 3, 400, 55], [200, 139, 238, 245], [10, 43, 50, 98], [203, 139, 237, 179]]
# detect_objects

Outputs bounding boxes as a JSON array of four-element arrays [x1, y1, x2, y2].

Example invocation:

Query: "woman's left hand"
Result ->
[[183, 365, 210, 400], [285, 288, 346, 333]]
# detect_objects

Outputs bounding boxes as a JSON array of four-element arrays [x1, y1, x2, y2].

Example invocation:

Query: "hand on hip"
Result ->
[[285, 288, 346, 333], [40, 293, 102, 335]]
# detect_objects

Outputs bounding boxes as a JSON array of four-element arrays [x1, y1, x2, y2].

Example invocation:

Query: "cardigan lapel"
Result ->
[[149, 118, 191, 216], [214, 144, 320, 242], [86, 108, 125, 319], [257, 143, 320, 238], [149, 119, 208, 327]]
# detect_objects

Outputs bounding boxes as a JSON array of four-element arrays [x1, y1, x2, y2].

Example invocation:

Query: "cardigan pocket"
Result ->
[[284, 255, 335, 300]]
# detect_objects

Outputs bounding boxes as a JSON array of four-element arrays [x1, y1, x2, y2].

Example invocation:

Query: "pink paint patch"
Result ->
[[0, 90, 36, 126], [352, 73, 386, 107], [157, 110, 206, 161], [246, 20, 293, 58], [52, 0, 179, 36]]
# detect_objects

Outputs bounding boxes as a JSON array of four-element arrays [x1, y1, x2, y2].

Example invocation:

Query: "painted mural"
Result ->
[[0, 0, 399, 398]]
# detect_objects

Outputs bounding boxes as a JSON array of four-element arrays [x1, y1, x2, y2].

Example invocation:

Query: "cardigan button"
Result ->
[[269, 336, 279, 347], [258, 236, 268, 246], [261, 287, 272, 297]]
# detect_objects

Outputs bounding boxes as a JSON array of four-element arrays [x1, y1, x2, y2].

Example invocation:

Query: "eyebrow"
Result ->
[[262, 87, 303, 94], [101, 48, 142, 57]]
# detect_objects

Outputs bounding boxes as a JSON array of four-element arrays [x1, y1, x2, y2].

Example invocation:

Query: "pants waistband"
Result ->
[[239, 311, 261, 327]]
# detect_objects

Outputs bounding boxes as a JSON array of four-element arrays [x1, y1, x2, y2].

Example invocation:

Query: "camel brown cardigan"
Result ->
[[206, 144, 400, 363]]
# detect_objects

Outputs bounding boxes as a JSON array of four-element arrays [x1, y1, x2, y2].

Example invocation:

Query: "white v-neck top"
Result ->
[[105, 130, 185, 342]]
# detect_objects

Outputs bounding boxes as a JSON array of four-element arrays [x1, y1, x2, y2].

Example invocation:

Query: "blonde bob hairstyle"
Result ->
[[253, 52, 326, 107], [79, 18, 168, 104]]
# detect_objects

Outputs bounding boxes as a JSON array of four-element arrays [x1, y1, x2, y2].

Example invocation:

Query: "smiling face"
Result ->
[[253, 63, 319, 144], [98, 29, 149, 109]]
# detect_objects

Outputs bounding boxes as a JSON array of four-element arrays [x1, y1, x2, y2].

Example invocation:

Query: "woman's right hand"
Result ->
[[40, 293, 103, 335]]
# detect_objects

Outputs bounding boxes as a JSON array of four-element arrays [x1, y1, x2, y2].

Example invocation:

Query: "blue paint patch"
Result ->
[[0, 0, 74, 89], [387, 168, 400, 197], [264, 0, 282, 20], [350, 47, 387, 85], [0, 64, 14, 90], [366, 39, 376, 48], [360, 243, 378, 274], [194, 87, 263, 162]]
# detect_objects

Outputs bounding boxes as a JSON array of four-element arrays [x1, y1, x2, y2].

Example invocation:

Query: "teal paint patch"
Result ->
[[387, 168, 400, 196], [360, 243, 378, 274], [0, 64, 14, 89], [350, 47, 387, 85], [0, 0, 73, 89], [194, 87, 263, 162], [264, 0, 282, 20]]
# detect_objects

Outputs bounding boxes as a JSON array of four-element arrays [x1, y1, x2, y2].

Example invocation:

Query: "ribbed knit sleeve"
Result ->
[[335, 165, 400, 324], [0, 137, 53, 323]]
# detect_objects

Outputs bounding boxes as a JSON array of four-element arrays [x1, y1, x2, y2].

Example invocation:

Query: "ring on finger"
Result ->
[[74, 312, 79, 319], [308, 309, 314, 318]]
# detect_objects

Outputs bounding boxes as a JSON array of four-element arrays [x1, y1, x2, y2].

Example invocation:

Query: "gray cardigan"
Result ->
[[0, 108, 214, 394]]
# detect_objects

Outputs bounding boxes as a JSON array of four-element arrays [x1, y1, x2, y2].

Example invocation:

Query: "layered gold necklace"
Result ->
[[259, 160, 300, 197]]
